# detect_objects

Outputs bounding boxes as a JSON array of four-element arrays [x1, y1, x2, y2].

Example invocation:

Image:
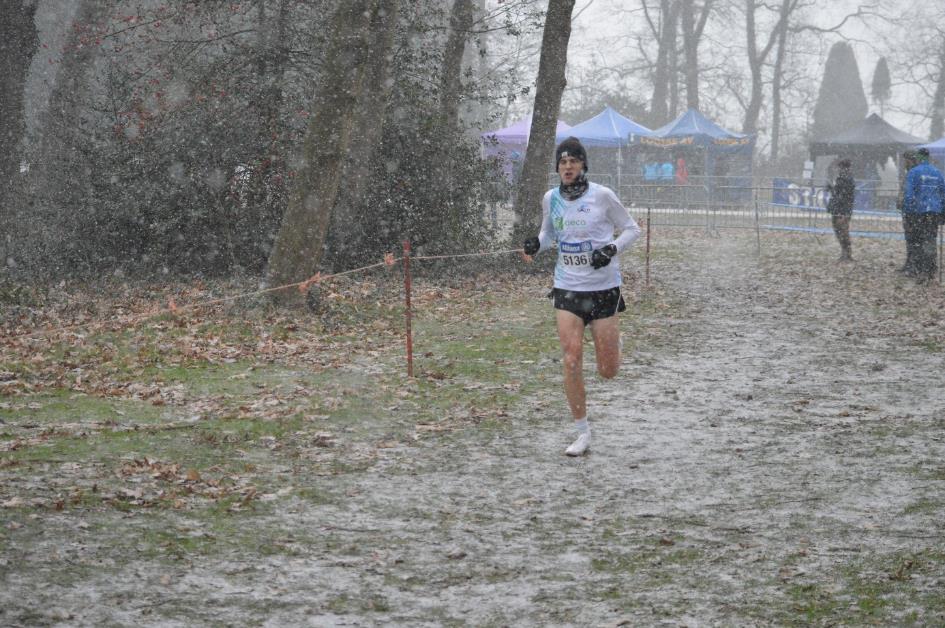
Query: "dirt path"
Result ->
[[3, 232, 944, 626]]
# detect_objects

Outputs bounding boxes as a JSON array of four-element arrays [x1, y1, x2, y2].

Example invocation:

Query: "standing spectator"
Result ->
[[897, 150, 919, 275], [902, 147, 945, 282], [643, 162, 660, 181], [675, 157, 689, 185], [826, 158, 855, 261], [659, 160, 675, 182]]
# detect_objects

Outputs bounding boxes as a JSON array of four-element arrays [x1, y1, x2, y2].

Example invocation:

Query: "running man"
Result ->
[[523, 136, 641, 456]]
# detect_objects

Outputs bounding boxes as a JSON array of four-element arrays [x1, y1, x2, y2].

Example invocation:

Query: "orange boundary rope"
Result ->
[[5, 248, 526, 342]]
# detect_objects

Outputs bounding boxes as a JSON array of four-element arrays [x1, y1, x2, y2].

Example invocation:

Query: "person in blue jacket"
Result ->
[[902, 148, 945, 281]]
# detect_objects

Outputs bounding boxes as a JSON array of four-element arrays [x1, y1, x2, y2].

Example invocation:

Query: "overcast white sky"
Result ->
[[559, 0, 923, 138], [28, 0, 930, 145]]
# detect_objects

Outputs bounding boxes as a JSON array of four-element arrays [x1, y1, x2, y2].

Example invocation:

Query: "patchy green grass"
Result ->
[[785, 582, 842, 624], [771, 549, 945, 626], [0, 274, 574, 510], [902, 498, 941, 516], [2, 237, 944, 626], [911, 338, 944, 353], [0, 390, 166, 427]]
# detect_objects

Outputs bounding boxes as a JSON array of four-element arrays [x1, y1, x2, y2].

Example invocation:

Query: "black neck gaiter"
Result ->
[[559, 173, 589, 201]]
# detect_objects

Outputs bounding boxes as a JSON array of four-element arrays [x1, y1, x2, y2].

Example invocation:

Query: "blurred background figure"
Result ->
[[826, 158, 855, 261], [897, 150, 919, 275]]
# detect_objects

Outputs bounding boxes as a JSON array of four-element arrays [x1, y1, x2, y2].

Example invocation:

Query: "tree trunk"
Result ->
[[468, 0, 489, 130], [256, 0, 291, 142], [649, 0, 678, 126], [26, 0, 108, 271], [669, 25, 679, 119], [512, 0, 576, 240], [742, 0, 789, 135], [438, 0, 475, 131], [742, 0, 763, 134], [0, 0, 38, 220], [930, 42, 945, 141], [679, 0, 695, 111], [680, 0, 711, 111], [265, 0, 400, 304], [769, 0, 790, 161], [241, 0, 291, 230], [324, 1, 402, 270]]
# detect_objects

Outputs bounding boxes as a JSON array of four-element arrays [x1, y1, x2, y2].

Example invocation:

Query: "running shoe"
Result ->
[[565, 432, 591, 456]]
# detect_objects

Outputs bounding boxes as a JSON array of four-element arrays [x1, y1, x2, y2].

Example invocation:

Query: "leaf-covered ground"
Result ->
[[1, 229, 944, 626]]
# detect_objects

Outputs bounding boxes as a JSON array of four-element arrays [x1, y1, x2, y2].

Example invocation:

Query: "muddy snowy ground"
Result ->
[[2, 229, 944, 626]]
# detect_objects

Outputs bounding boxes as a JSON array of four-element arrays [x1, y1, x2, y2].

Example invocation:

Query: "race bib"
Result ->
[[559, 240, 593, 267]]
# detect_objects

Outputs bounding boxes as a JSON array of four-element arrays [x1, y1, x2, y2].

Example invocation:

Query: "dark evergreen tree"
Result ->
[[870, 57, 891, 116], [811, 41, 868, 139]]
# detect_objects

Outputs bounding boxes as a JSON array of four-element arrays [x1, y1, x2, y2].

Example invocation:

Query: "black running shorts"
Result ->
[[551, 287, 626, 325]]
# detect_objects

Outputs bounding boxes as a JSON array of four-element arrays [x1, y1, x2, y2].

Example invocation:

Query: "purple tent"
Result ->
[[481, 115, 570, 180], [481, 115, 571, 147]]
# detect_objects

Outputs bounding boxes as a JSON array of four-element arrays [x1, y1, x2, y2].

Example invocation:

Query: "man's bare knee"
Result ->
[[598, 363, 619, 379], [563, 353, 582, 374]]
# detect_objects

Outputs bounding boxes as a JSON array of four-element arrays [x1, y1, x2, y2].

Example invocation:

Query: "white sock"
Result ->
[[574, 417, 590, 434]]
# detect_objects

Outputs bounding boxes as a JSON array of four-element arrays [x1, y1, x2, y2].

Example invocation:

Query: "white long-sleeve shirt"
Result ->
[[536, 182, 641, 291]]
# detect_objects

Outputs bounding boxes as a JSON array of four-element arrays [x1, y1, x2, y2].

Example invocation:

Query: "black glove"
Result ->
[[590, 244, 617, 269], [523, 236, 540, 256]]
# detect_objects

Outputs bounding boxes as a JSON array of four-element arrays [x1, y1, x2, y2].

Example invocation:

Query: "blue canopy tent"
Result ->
[[918, 136, 945, 168], [638, 108, 755, 200], [555, 105, 652, 147], [555, 106, 653, 193]]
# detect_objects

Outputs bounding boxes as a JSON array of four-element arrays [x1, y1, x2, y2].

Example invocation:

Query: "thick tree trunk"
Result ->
[[0, 0, 38, 220], [325, 1, 402, 269], [512, 0, 576, 240], [265, 0, 400, 304]]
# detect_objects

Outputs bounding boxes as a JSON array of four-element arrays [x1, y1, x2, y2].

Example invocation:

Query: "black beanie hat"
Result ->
[[555, 136, 588, 173]]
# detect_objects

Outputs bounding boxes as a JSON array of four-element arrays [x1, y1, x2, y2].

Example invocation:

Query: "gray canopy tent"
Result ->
[[809, 113, 923, 177], [808, 113, 924, 210]]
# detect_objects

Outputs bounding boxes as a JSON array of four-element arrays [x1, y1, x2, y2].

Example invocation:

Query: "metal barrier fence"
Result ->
[[487, 178, 906, 239], [619, 184, 905, 238]]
